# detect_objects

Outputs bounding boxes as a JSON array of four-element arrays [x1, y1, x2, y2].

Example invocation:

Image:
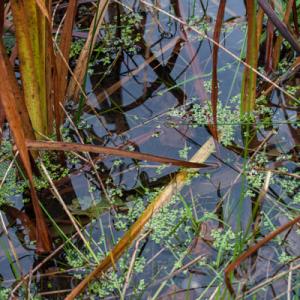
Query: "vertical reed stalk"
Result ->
[[241, 0, 258, 114], [211, 0, 226, 140], [265, 2, 274, 73]]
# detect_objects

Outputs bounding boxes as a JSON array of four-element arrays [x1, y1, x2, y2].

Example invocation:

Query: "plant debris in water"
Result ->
[[0, 0, 300, 299]]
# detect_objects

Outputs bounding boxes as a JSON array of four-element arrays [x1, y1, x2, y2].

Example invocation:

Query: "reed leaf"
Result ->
[[37, 3, 48, 134], [265, 4, 274, 73], [66, 0, 109, 101], [35, 0, 51, 21], [10, 0, 45, 136], [25, 140, 216, 169], [24, 0, 48, 133], [211, 0, 226, 140], [54, 0, 78, 124], [0, 40, 51, 253], [256, 7, 264, 51], [45, 0, 57, 137]]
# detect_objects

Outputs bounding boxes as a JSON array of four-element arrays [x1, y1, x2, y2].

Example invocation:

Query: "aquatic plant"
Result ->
[[1, 1, 300, 299]]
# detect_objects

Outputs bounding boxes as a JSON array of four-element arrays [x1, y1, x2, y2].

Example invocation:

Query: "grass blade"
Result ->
[[25, 140, 216, 169], [211, 0, 226, 140]]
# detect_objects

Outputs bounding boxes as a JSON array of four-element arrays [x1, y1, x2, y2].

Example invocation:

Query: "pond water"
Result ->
[[1, 0, 300, 299]]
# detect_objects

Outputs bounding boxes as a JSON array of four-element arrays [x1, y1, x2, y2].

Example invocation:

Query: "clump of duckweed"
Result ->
[[245, 151, 268, 197], [86, 253, 146, 298], [167, 91, 241, 146], [94, 12, 142, 66], [0, 141, 27, 206], [146, 194, 186, 244], [191, 101, 239, 146], [114, 194, 146, 231], [0, 288, 11, 299], [65, 248, 86, 269]]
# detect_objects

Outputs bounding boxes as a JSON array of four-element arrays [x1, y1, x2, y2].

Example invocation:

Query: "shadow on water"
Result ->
[[1, 0, 300, 298]]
